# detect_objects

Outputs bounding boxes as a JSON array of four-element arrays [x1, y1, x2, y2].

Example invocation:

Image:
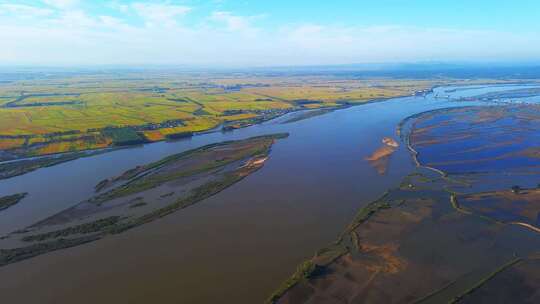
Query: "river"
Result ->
[[0, 84, 539, 303]]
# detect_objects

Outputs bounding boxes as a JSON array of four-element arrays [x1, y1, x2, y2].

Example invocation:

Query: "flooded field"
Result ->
[[277, 104, 540, 303], [0, 84, 539, 303]]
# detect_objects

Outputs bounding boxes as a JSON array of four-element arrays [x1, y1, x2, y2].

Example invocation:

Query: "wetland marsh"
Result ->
[[275, 97, 540, 304]]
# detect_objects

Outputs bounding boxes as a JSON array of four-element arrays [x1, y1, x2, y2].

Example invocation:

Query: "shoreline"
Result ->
[[0, 94, 410, 181]]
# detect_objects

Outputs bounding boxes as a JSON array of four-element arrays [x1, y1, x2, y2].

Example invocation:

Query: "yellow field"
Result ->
[[0, 74, 439, 157], [32, 137, 113, 156], [0, 138, 26, 150]]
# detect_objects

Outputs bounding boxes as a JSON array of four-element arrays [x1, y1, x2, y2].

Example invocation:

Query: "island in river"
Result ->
[[0, 133, 288, 266], [0, 193, 27, 212], [365, 137, 400, 175]]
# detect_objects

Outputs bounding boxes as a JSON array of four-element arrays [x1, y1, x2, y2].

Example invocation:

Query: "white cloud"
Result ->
[[108, 2, 129, 13], [99, 15, 129, 29], [54, 10, 99, 28], [43, 0, 79, 9], [211, 11, 254, 32], [0, 4, 53, 18], [132, 3, 191, 27], [0, 3, 539, 66]]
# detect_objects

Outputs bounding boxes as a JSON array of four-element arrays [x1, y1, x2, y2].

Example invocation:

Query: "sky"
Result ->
[[1, 0, 540, 67]]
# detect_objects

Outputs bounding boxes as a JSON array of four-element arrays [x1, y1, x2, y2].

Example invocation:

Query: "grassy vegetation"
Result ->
[[282, 108, 335, 124], [0, 192, 27, 211], [95, 134, 283, 202], [268, 191, 392, 303], [0, 235, 101, 267], [450, 194, 473, 215], [0, 74, 434, 158], [22, 216, 121, 242], [129, 201, 147, 208], [101, 128, 147, 146], [314, 244, 349, 265], [449, 258, 523, 303], [105, 162, 268, 235], [0, 149, 107, 179], [266, 261, 317, 304], [342, 191, 392, 238], [266, 244, 348, 304]]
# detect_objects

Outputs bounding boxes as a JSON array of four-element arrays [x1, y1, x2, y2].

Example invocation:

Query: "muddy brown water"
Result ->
[[0, 84, 539, 303]]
